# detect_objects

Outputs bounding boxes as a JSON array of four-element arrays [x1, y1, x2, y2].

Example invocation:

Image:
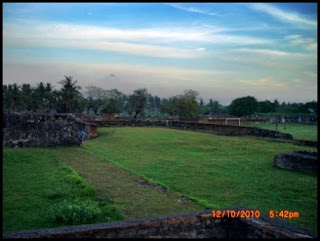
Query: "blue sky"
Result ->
[[3, 3, 317, 105]]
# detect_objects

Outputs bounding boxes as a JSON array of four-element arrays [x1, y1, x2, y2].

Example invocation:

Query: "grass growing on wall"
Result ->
[[244, 123, 317, 141], [3, 148, 123, 232], [84, 127, 317, 232]]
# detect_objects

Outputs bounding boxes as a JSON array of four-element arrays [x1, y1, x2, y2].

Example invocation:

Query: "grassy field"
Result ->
[[3, 148, 124, 232], [3, 146, 203, 232], [3, 127, 317, 233], [83, 127, 317, 232], [244, 122, 317, 141]]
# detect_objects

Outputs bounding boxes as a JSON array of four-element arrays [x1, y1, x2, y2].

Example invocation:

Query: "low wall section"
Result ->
[[77, 118, 293, 140], [274, 151, 318, 174], [3, 209, 316, 238], [2, 113, 96, 148], [169, 121, 293, 140]]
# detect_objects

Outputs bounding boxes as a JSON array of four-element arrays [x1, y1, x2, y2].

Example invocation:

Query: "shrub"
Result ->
[[46, 198, 101, 225]]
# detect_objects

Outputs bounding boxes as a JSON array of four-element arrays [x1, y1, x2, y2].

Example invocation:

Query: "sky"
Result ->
[[2, 2, 318, 105]]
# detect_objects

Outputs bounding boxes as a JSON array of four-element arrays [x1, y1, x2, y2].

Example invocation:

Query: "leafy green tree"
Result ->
[[228, 96, 258, 117], [159, 90, 199, 117], [59, 76, 82, 113], [207, 99, 221, 115], [3, 85, 9, 110], [198, 98, 206, 115], [272, 99, 280, 112], [101, 89, 125, 114], [19, 84, 34, 110], [84, 85, 106, 114], [10, 83, 22, 111], [177, 89, 199, 117], [258, 100, 275, 113], [304, 101, 317, 113], [128, 88, 148, 118]]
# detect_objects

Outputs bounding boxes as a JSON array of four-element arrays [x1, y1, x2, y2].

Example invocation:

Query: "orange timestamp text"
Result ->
[[269, 210, 299, 219], [212, 209, 261, 219]]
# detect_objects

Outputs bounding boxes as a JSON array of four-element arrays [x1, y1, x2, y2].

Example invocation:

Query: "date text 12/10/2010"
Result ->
[[212, 210, 261, 218]]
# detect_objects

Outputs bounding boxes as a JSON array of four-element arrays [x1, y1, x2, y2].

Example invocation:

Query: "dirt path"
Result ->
[[54, 147, 204, 220]]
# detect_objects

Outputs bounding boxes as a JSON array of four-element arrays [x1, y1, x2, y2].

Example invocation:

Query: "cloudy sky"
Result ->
[[3, 3, 317, 105]]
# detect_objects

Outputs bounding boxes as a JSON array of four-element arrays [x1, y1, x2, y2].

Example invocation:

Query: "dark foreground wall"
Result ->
[[2, 113, 95, 148], [3, 208, 316, 238]]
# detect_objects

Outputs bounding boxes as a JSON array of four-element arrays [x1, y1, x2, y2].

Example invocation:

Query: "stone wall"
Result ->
[[205, 118, 266, 125], [75, 117, 293, 140], [3, 208, 316, 238], [75, 114, 126, 122], [2, 112, 97, 148], [169, 121, 293, 140], [274, 151, 317, 174]]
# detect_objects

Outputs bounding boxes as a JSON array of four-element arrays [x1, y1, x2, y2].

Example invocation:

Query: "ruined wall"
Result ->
[[2, 113, 96, 148], [3, 209, 316, 238], [169, 121, 293, 140], [274, 151, 317, 174], [74, 117, 293, 140], [75, 114, 126, 122], [206, 118, 266, 125]]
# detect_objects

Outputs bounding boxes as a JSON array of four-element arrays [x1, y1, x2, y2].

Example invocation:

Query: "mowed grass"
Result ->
[[3, 146, 203, 232], [245, 123, 317, 141], [3, 148, 124, 232], [54, 147, 204, 220], [84, 127, 317, 232]]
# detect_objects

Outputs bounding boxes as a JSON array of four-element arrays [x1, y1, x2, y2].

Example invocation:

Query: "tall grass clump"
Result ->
[[46, 198, 101, 225]]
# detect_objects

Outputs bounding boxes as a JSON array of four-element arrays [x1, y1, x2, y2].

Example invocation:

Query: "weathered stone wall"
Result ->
[[169, 121, 293, 140], [3, 208, 316, 238], [75, 114, 126, 122], [274, 151, 317, 174], [75, 117, 293, 140], [2, 113, 96, 148], [205, 118, 266, 125]]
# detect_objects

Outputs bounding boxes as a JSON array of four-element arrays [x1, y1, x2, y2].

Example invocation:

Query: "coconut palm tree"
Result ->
[[59, 76, 82, 113]]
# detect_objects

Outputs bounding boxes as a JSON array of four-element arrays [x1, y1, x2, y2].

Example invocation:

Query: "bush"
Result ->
[[46, 198, 101, 225]]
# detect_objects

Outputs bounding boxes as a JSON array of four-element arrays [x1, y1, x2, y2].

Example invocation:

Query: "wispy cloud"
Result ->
[[284, 35, 317, 51], [248, 3, 317, 27], [235, 48, 310, 57], [239, 76, 286, 88], [165, 3, 217, 16], [3, 20, 273, 59]]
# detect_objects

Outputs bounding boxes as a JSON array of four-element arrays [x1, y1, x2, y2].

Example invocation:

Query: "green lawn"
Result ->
[[83, 127, 317, 232], [3, 145, 203, 233], [3, 127, 318, 233], [244, 123, 317, 141], [3, 148, 124, 232]]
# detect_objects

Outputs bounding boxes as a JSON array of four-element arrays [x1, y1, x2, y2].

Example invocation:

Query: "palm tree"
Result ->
[[59, 76, 82, 113]]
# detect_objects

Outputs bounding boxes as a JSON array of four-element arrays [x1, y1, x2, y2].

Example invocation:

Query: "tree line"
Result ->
[[3, 76, 317, 118]]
